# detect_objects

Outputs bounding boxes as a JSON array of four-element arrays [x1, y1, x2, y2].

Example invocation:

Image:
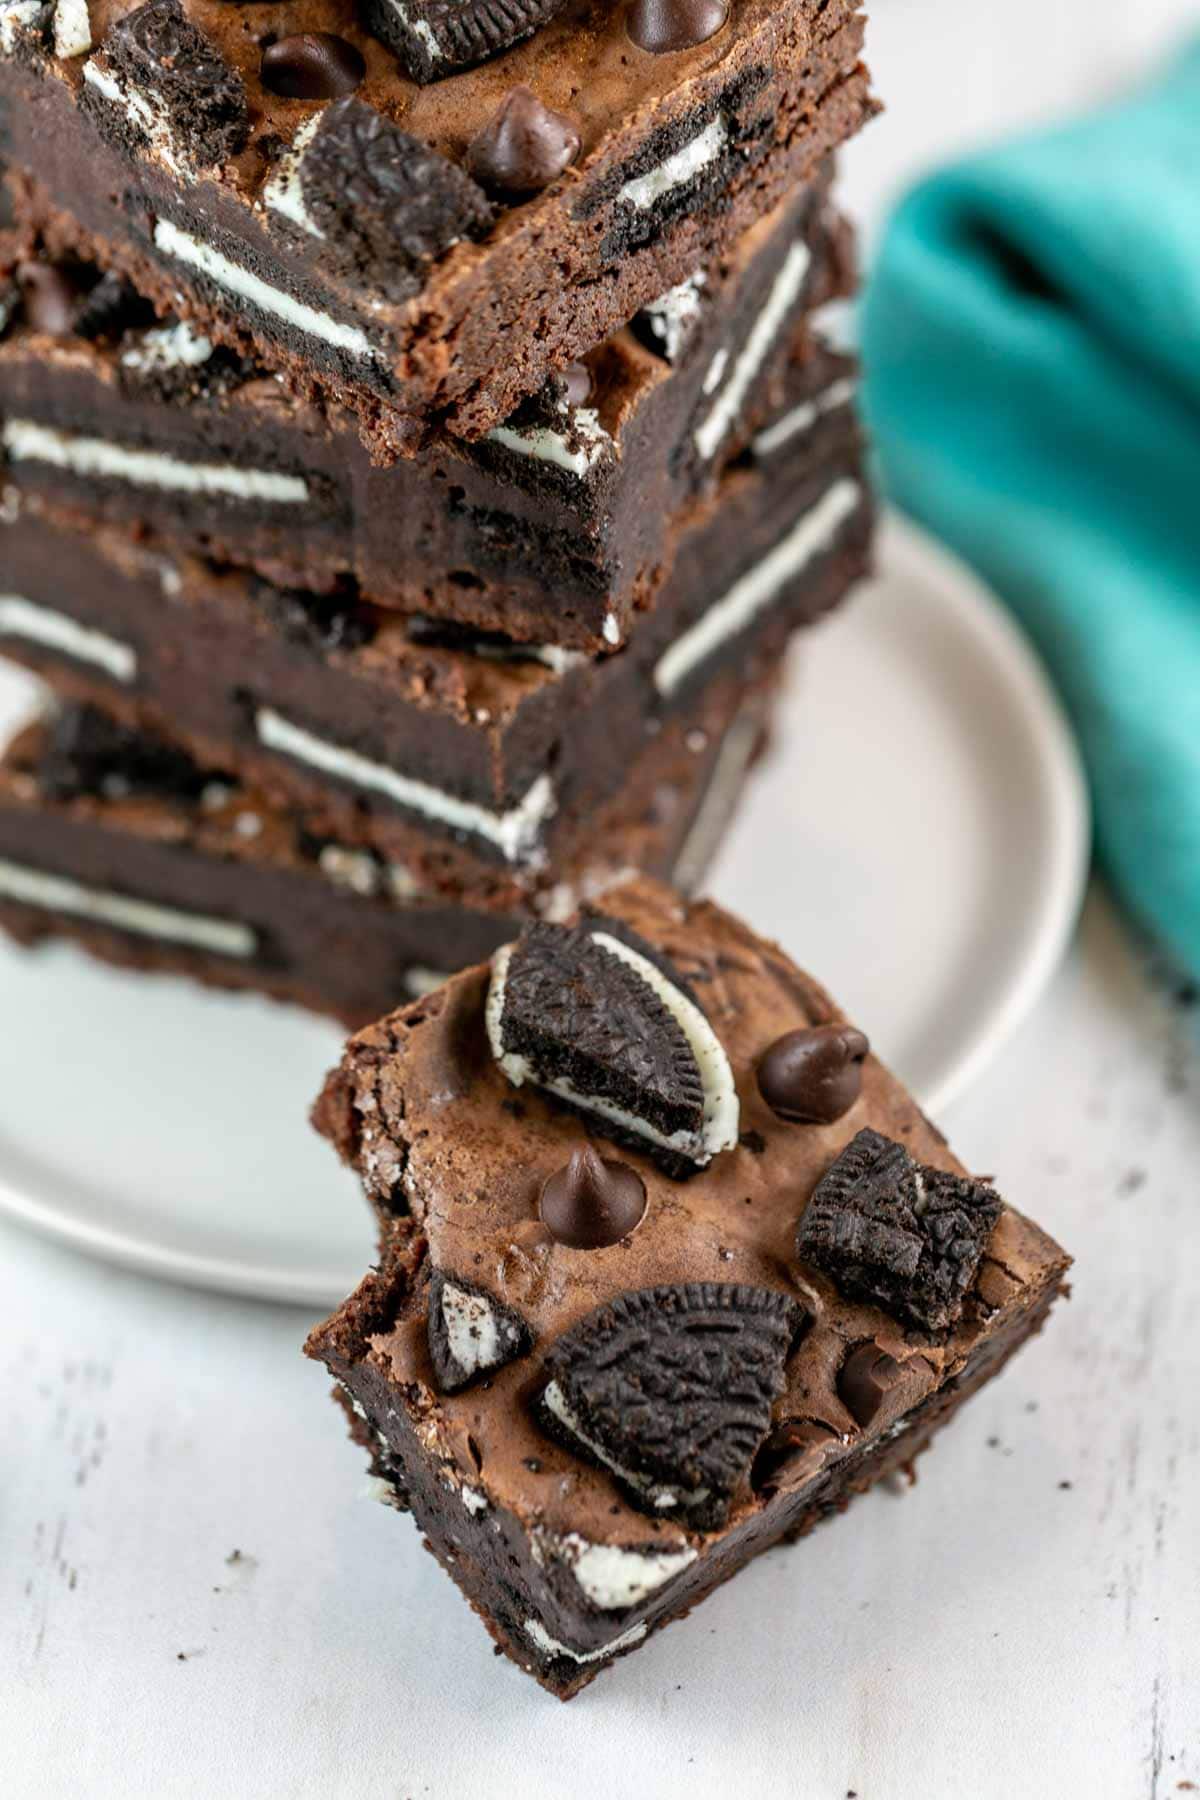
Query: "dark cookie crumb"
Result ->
[[300, 100, 493, 303], [797, 1128, 1002, 1333]]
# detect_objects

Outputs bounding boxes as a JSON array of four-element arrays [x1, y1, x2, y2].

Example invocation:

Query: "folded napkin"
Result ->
[[862, 42, 1200, 981]]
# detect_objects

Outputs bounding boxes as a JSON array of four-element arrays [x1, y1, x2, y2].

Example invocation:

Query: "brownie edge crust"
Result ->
[[305, 878, 1071, 1697]]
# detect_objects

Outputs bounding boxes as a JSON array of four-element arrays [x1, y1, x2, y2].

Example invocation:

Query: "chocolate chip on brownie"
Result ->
[[539, 1145, 647, 1248], [627, 0, 729, 55], [485, 919, 739, 1177], [427, 1270, 533, 1393], [757, 1023, 870, 1125], [467, 86, 581, 197], [259, 33, 365, 101], [360, 0, 572, 86], [796, 1128, 1002, 1332], [537, 1282, 805, 1528], [81, 0, 249, 169], [299, 99, 493, 303]]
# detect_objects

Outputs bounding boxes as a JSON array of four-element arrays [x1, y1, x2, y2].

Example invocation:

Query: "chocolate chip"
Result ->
[[360, 0, 571, 85], [751, 1417, 836, 1491], [796, 1129, 1003, 1333], [626, 0, 728, 54], [426, 1270, 533, 1394], [16, 261, 81, 336], [85, 0, 249, 168], [537, 1283, 804, 1528], [467, 85, 580, 197], [837, 1343, 902, 1428], [559, 360, 592, 408], [487, 919, 738, 1178], [300, 100, 493, 303], [757, 1025, 869, 1125], [539, 1145, 647, 1249], [260, 33, 364, 100]]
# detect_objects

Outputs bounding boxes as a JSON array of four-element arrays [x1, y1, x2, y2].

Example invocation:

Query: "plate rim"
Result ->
[[877, 513, 1090, 1115], [0, 511, 1090, 1305]]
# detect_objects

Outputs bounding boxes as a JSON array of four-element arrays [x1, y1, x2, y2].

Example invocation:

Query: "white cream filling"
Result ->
[[153, 219, 375, 360], [120, 320, 214, 375], [639, 270, 706, 363], [52, 0, 90, 58], [486, 927, 738, 1166], [2, 418, 308, 505], [701, 346, 728, 396], [82, 60, 184, 176], [618, 117, 727, 212], [460, 1486, 489, 1517], [439, 1282, 502, 1378], [541, 1379, 710, 1515], [694, 240, 813, 461], [0, 1, 43, 54], [602, 613, 621, 648], [654, 477, 861, 698], [523, 1617, 646, 1667], [361, 1475, 404, 1510], [486, 406, 611, 479], [0, 593, 135, 681], [255, 707, 556, 865], [262, 114, 325, 239], [0, 857, 256, 957], [752, 377, 858, 458], [317, 844, 379, 898], [550, 1532, 697, 1611], [386, 0, 441, 60]]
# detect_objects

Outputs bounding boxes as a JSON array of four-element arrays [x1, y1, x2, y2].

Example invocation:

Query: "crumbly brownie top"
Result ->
[[312, 878, 1069, 1554], [4, 0, 864, 310]]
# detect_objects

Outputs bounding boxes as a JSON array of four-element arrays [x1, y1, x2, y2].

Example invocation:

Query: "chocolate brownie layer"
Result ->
[[0, 689, 775, 1022], [306, 878, 1071, 1696], [0, 409, 873, 899], [0, 0, 876, 453], [0, 180, 856, 648]]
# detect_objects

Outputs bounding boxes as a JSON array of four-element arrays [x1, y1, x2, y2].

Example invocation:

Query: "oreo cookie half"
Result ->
[[484, 920, 739, 1177], [536, 1282, 804, 1529], [296, 99, 493, 303], [80, 0, 249, 171], [360, 0, 572, 87], [427, 1269, 533, 1393], [796, 1128, 1002, 1333]]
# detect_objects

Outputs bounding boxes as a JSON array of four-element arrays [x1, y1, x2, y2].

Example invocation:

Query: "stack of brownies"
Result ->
[[0, 0, 877, 1024]]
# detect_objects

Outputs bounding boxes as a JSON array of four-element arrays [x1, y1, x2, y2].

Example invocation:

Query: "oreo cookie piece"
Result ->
[[485, 920, 739, 1177], [298, 100, 493, 303], [360, 0, 571, 87], [537, 1283, 804, 1529], [796, 1128, 1003, 1333], [72, 270, 154, 342], [37, 705, 211, 805], [427, 1270, 533, 1393], [81, 0, 249, 170], [117, 316, 254, 403]]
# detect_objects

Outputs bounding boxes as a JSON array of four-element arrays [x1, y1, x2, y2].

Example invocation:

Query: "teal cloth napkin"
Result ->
[[861, 43, 1200, 980]]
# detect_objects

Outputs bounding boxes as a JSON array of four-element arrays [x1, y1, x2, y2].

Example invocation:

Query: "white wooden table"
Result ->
[[3, 6, 1199, 1794]]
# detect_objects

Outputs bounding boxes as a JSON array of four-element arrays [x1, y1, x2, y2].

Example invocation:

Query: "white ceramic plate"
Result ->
[[0, 514, 1088, 1305]]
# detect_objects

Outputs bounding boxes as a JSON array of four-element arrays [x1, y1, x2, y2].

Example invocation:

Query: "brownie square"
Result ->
[[0, 0, 876, 453], [306, 878, 1071, 1696]]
